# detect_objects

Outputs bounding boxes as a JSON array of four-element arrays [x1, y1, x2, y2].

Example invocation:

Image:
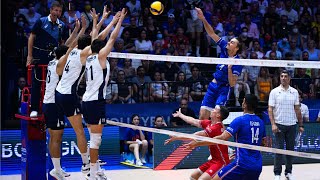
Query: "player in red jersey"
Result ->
[[165, 105, 230, 180]]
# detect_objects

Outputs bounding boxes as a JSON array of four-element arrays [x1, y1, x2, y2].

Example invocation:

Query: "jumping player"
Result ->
[[80, 8, 126, 179], [185, 94, 266, 180], [165, 105, 230, 180], [195, 7, 243, 120]]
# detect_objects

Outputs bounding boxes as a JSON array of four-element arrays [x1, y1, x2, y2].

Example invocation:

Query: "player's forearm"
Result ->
[[295, 107, 303, 126], [65, 26, 79, 47], [98, 20, 115, 40], [178, 114, 200, 127], [228, 68, 237, 87], [201, 18, 220, 42]]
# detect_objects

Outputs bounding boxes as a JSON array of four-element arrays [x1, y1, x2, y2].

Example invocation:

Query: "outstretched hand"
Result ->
[[183, 140, 197, 150], [164, 135, 176, 145], [90, 8, 100, 20], [120, 8, 127, 19], [172, 108, 182, 118], [81, 15, 87, 29], [74, 18, 80, 30], [195, 7, 205, 20], [101, 5, 111, 19], [111, 12, 121, 24]]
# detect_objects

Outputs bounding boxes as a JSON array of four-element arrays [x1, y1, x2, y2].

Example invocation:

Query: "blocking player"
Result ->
[[185, 94, 266, 180], [164, 105, 230, 180], [44, 18, 86, 179], [80, 8, 125, 179]]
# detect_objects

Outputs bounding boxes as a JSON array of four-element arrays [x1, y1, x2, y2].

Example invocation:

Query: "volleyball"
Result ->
[[150, 1, 164, 15]]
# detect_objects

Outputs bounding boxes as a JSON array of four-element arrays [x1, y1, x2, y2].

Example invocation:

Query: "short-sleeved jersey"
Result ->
[[82, 54, 110, 102], [200, 120, 229, 165], [43, 59, 59, 103], [213, 39, 243, 86], [31, 16, 68, 49], [56, 48, 84, 95], [226, 114, 266, 170]]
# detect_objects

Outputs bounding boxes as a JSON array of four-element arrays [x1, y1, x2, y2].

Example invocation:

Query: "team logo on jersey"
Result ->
[[70, 51, 78, 56], [87, 56, 96, 62]]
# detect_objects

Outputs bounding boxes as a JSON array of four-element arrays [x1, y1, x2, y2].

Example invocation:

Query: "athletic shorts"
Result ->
[[198, 160, 225, 177], [218, 162, 262, 180], [201, 82, 230, 108], [43, 103, 65, 130], [82, 100, 106, 125], [55, 91, 81, 117]]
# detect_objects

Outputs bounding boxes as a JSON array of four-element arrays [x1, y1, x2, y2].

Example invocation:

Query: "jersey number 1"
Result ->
[[251, 127, 259, 144], [86, 65, 93, 81]]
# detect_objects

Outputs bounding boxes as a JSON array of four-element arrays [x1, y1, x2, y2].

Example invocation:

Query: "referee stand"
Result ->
[[15, 65, 52, 180]]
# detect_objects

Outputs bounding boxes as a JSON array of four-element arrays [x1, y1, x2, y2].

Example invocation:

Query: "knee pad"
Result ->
[[90, 133, 102, 149]]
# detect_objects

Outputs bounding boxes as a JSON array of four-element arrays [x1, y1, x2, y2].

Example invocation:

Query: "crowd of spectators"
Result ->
[[3, 0, 320, 121]]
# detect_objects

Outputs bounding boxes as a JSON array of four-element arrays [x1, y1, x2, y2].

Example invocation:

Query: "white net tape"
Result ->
[[109, 52, 320, 69], [107, 120, 320, 160]]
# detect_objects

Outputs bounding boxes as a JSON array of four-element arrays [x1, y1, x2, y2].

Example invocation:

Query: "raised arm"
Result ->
[[184, 130, 232, 149], [164, 131, 206, 145], [98, 12, 120, 40], [195, 7, 220, 42], [65, 17, 81, 47], [98, 8, 126, 61], [172, 108, 201, 128]]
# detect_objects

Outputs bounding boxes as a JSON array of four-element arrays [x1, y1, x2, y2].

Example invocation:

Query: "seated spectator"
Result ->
[[152, 40, 167, 56], [160, 61, 179, 81], [18, 2, 41, 29], [114, 38, 128, 68], [170, 98, 196, 127], [116, 70, 135, 104], [275, 15, 292, 40], [292, 68, 314, 98], [299, 93, 309, 122], [134, 29, 153, 54], [162, 13, 180, 39], [172, 27, 189, 52], [105, 80, 118, 104], [124, 114, 148, 166], [150, 71, 170, 102], [187, 66, 207, 101], [257, 67, 273, 102], [122, 59, 136, 81], [265, 41, 282, 60], [132, 66, 153, 102], [143, 16, 161, 42], [250, 39, 264, 59], [283, 39, 302, 60], [304, 40, 320, 61], [170, 71, 192, 102], [109, 58, 121, 81], [62, 2, 81, 30], [123, 16, 140, 41], [121, 29, 136, 52], [289, 24, 303, 49], [141, 60, 157, 78], [241, 14, 260, 40], [224, 14, 241, 36], [148, 115, 167, 153], [234, 68, 250, 106]]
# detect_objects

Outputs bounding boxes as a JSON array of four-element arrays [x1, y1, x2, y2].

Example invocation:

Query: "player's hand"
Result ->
[[228, 64, 233, 69], [164, 136, 176, 145], [120, 8, 127, 19], [81, 15, 87, 29], [272, 124, 279, 133], [195, 7, 205, 20], [90, 8, 100, 20], [101, 5, 111, 19], [299, 127, 304, 133], [112, 12, 121, 24], [75, 18, 80, 30], [172, 108, 182, 117], [183, 140, 197, 150], [26, 55, 33, 67]]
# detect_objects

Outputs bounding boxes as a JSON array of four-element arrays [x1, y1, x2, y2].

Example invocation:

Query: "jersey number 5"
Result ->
[[251, 127, 260, 144]]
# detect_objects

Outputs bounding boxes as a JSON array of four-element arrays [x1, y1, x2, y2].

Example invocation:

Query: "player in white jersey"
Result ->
[[80, 8, 126, 180], [44, 19, 86, 180]]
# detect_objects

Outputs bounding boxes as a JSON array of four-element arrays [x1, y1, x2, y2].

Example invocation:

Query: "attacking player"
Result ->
[[195, 7, 243, 120], [80, 8, 126, 179], [164, 105, 230, 180], [185, 94, 266, 180]]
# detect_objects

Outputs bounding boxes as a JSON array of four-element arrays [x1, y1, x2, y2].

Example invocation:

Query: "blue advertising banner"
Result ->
[[1, 126, 120, 173]]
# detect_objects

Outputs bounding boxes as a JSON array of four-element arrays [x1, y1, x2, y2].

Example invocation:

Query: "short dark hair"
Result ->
[[280, 69, 289, 76], [78, 34, 91, 50], [50, 1, 62, 9], [219, 106, 229, 120], [235, 37, 242, 54], [55, 45, 68, 59], [244, 94, 258, 112], [91, 39, 106, 54]]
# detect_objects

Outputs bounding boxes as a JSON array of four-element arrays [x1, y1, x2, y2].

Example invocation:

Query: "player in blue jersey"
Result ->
[[185, 94, 266, 180], [195, 7, 243, 120]]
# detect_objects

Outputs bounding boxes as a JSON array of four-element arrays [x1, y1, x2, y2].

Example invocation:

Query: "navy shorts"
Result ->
[[43, 103, 65, 130], [201, 82, 230, 108], [218, 162, 261, 180], [55, 91, 81, 117], [82, 100, 106, 125]]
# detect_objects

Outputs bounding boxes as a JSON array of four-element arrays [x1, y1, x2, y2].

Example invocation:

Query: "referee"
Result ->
[[268, 70, 304, 180], [26, 1, 68, 117]]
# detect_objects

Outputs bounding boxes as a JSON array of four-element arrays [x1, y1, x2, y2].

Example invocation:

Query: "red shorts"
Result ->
[[198, 160, 225, 177]]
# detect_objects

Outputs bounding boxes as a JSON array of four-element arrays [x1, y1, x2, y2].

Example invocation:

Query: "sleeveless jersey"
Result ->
[[82, 54, 110, 102], [56, 48, 85, 95], [43, 59, 59, 103]]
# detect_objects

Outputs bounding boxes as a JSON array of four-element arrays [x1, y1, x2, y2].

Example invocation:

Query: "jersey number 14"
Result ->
[[251, 127, 260, 144]]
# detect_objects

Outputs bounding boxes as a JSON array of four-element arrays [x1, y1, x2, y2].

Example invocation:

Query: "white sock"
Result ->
[[52, 158, 61, 171], [90, 162, 98, 177], [81, 152, 90, 164]]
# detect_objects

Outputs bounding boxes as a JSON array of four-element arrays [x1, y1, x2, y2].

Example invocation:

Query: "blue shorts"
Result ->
[[218, 162, 261, 180], [201, 82, 230, 108], [43, 103, 65, 130], [55, 91, 81, 117], [82, 100, 106, 125]]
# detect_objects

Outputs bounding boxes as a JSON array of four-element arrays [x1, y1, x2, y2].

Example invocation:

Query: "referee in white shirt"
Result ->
[[268, 70, 304, 180]]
